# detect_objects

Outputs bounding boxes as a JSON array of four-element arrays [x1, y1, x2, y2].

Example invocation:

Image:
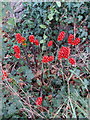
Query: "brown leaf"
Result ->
[[34, 69, 47, 78], [18, 82, 26, 87], [47, 95, 52, 101]]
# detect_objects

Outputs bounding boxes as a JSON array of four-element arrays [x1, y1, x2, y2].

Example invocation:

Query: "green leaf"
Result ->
[[37, 79, 42, 86], [43, 34, 48, 40], [52, 98, 61, 107], [75, 69, 81, 76], [39, 24, 46, 29], [78, 15, 83, 21], [43, 100, 49, 107], [18, 66, 34, 80], [68, 3, 72, 11], [25, 69, 34, 80], [74, 102, 88, 117], [7, 18, 15, 26], [83, 79, 89, 88], [40, 40, 45, 44], [42, 46, 46, 51], [48, 14, 53, 21], [86, 47, 90, 53], [56, 1, 61, 7]]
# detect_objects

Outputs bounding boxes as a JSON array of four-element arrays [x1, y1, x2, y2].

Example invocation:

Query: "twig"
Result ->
[[79, 15, 89, 27], [60, 59, 64, 81], [74, 18, 76, 40], [3, 79, 45, 118], [22, 46, 31, 69], [32, 44, 38, 70]]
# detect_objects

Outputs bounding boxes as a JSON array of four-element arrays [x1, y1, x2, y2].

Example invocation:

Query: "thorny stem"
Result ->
[[5, 80, 31, 105], [4, 81, 31, 110], [19, 100, 44, 118], [62, 100, 69, 117]]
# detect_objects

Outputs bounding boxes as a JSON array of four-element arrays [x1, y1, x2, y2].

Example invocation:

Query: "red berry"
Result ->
[[36, 97, 43, 105], [14, 53, 20, 59], [69, 58, 76, 65], [58, 46, 70, 60], [72, 38, 80, 45], [29, 35, 35, 43], [15, 33, 26, 43], [42, 56, 49, 63], [34, 40, 39, 46], [47, 41, 53, 47], [42, 55, 54, 63], [68, 34, 80, 45], [13, 45, 20, 53], [68, 34, 74, 44], [57, 31, 66, 41], [2, 70, 8, 80], [48, 56, 54, 62]]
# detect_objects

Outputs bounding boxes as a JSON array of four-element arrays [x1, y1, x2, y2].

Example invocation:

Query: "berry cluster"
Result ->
[[29, 35, 39, 46], [47, 41, 53, 47], [13, 45, 21, 59], [13, 34, 40, 58], [69, 58, 76, 65], [36, 97, 43, 105], [2, 70, 8, 80], [11, 31, 81, 106], [15, 33, 26, 45], [43, 31, 80, 65], [13, 45, 20, 53], [13, 31, 80, 65], [68, 34, 80, 45], [57, 31, 66, 41], [42, 56, 54, 63], [58, 46, 76, 65], [58, 46, 70, 60]]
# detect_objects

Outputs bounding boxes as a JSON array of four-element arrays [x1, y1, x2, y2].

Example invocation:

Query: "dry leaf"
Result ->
[[34, 69, 47, 78], [47, 95, 52, 101]]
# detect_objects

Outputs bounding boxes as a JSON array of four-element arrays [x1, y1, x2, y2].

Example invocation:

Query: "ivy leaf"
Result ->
[[43, 34, 48, 40], [56, 1, 61, 7], [39, 24, 46, 29], [48, 14, 53, 21], [40, 40, 45, 44], [78, 15, 83, 21], [68, 2, 72, 11], [25, 69, 34, 80], [42, 46, 46, 51], [7, 18, 15, 26], [18, 66, 34, 80]]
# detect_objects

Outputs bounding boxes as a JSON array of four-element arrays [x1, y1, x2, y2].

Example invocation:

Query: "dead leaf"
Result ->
[[47, 95, 52, 101], [34, 69, 47, 78]]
